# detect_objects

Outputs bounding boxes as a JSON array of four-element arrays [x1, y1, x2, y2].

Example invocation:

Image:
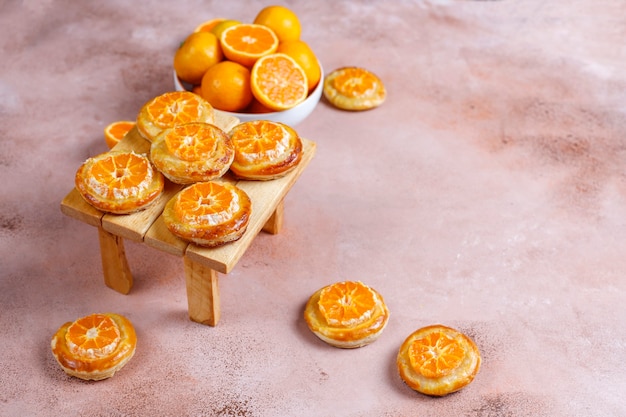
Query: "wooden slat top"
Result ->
[[60, 115, 316, 274]]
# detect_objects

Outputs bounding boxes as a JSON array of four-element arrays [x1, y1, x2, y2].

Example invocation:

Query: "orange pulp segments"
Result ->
[[65, 314, 121, 359], [145, 91, 204, 128], [104, 120, 135, 149], [89, 152, 151, 198], [408, 330, 466, 378], [163, 123, 223, 162], [251, 53, 308, 111], [174, 182, 235, 224], [329, 67, 380, 98], [220, 23, 279, 68]]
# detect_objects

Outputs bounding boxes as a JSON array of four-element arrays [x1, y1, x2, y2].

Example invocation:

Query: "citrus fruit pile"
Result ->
[[174, 6, 321, 114]]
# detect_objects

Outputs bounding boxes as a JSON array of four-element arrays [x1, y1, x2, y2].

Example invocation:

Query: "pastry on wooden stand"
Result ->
[[51, 313, 137, 381], [323, 66, 386, 111], [397, 324, 481, 396], [163, 181, 252, 247], [75, 150, 164, 214], [304, 281, 390, 348], [136, 91, 215, 143], [150, 122, 235, 184], [228, 120, 303, 180]]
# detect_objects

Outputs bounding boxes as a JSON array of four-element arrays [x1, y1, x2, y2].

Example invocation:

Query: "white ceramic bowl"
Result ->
[[173, 64, 323, 126]]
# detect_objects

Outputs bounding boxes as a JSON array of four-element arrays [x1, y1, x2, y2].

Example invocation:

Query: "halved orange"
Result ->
[[194, 17, 226, 33], [104, 120, 135, 149], [65, 314, 121, 359], [220, 23, 279, 67], [317, 281, 378, 327], [251, 53, 308, 111]]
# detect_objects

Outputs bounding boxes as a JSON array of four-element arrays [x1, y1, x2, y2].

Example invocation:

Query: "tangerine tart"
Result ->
[[163, 181, 252, 247], [323, 66, 386, 111], [228, 120, 303, 180], [75, 150, 164, 214], [136, 91, 215, 142], [397, 324, 481, 396], [150, 122, 235, 184], [51, 313, 137, 381], [304, 281, 390, 349]]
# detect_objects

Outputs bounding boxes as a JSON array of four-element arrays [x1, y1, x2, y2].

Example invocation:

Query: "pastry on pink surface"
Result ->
[[304, 281, 390, 348], [397, 324, 481, 396], [51, 313, 137, 381]]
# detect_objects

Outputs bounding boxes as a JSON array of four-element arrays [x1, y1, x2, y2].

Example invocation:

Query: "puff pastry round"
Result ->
[[323, 66, 386, 111], [51, 313, 137, 381], [304, 281, 390, 349], [136, 91, 215, 142], [397, 324, 481, 396], [150, 122, 235, 184], [228, 120, 303, 180], [163, 181, 252, 247], [75, 150, 164, 214]]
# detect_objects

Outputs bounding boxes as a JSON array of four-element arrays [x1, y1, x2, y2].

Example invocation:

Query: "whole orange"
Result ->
[[277, 39, 321, 92], [210, 19, 241, 39], [174, 32, 223, 85], [253, 5, 301, 42], [200, 61, 253, 112], [194, 18, 226, 33]]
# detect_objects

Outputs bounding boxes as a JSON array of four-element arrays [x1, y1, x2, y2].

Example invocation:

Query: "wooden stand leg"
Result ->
[[97, 227, 133, 295], [263, 199, 284, 235], [183, 256, 221, 326]]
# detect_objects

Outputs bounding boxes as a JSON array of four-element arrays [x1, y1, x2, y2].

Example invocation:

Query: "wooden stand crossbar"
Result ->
[[60, 115, 316, 326]]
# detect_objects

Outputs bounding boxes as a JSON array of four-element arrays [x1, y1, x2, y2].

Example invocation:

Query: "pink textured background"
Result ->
[[1, 1, 625, 416]]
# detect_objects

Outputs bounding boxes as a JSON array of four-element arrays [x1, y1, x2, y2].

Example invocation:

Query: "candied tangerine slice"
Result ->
[[90, 152, 151, 197], [65, 314, 121, 359], [230, 120, 292, 161], [318, 281, 378, 327], [164, 123, 221, 162], [408, 330, 466, 378], [145, 91, 202, 128], [330, 67, 380, 98], [175, 182, 236, 225]]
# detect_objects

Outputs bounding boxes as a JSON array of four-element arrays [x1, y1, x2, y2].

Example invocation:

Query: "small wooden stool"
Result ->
[[61, 115, 316, 326]]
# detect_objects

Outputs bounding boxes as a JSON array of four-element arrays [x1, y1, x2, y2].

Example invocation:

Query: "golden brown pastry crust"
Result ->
[[397, 324, 481, 396], [136, 91, 215, 142], [323, 66, 386, 111], [303, 281, 390, 349], [51, 313, 137, 381], [163, 181, 252, 247], [75, 150, 164, 214], [150, 122, 235, 184], [228, 120, 303, 180]]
